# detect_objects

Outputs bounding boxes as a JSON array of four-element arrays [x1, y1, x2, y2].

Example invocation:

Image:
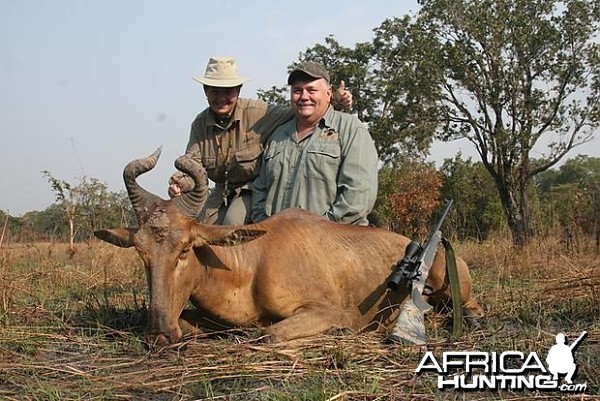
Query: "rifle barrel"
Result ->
[[569, 331, 588, 350], [422, 199, 453, 250]]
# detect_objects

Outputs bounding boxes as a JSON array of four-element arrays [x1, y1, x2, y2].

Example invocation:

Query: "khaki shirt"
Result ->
[[252, 106, 379, 225], [183, 98, 293, 222]]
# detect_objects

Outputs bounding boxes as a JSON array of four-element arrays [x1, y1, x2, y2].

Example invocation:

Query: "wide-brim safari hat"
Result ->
[[193, 56, 250, 87]]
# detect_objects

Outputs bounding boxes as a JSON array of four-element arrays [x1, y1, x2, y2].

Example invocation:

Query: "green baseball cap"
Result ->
[[287, 61, 330, 84]]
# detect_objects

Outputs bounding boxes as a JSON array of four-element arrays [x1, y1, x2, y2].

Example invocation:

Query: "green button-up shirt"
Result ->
[[252, 106, 378, 225]]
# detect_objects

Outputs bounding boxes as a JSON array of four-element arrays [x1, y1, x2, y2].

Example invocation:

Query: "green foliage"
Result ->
[[287, 0, 599, 246], [19, 205, 66, 242], [439, 154, 504, 240], [535, 155, 600, 247], [257, 85, 288, 106], [298, 34, 438, 162], [537, 155, 600, 191], [370, 16, 445, 162], [6, 172, 137, 244], [413, 0, 600, 245], [0, 210, 21, 242]]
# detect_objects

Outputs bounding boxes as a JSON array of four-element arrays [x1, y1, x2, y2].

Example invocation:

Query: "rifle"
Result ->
[[388, 198, 454, 291], [569, 331, 588, 351]]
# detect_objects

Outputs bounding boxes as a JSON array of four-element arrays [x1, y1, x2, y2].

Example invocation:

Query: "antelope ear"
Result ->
[[94, 228, 137, 248], [192, 226, 267, 248], [210, 228, 266, 246]]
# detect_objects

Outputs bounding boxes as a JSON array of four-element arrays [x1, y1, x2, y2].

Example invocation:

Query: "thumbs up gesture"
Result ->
[[332, 80, 353, 111]]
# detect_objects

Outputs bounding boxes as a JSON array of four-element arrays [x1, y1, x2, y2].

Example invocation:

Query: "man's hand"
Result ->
[[168, 172, 195, 198], [168, 173, 183, 198], [332, 80, 353, 111]]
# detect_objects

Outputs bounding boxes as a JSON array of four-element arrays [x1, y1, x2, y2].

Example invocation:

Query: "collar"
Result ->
[[294, 105, 336, 130], [320, 105, 336, 128]]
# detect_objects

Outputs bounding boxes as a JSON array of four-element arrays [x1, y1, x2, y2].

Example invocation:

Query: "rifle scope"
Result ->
[[387, 240, 422, 291]]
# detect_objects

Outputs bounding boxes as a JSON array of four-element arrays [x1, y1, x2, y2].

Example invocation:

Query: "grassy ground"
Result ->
[[0, 237, 598, 400]]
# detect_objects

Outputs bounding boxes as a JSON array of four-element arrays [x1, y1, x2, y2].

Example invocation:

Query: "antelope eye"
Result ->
[[179, 242, 192, 258]]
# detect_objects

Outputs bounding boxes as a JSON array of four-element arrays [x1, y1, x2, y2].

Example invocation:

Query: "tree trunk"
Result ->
[[67, 210, 76, 257], [494, 178, 529, 247], [509, 211, 529, 248], [0, 213, 9, 248]]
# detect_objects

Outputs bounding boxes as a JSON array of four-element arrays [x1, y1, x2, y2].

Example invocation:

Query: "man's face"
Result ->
[[290, 78, 332, 122], [204, 86, 241, 117]]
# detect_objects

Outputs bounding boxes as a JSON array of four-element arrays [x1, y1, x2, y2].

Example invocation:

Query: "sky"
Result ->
[[1, 1, 598, 217]]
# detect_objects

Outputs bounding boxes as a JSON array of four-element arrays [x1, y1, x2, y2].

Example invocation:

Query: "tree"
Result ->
[[257, 1, 599, 246], [257, 36, 378, 121], [42, 171, 134, 250], [0, 210, 26, 245], [43, 171, 78, 253], [294, 34, 440, 162], [404, 0, 600, 245], [536, 155, 600, 249], [258, 33, 447, 163], [27, 205, 67, 241], [439, 155, 504, 241], [0, 210, 9, 247], [256, 85, 288, 106], [371, 159, 442, 239], [72, 176, 134, 239]]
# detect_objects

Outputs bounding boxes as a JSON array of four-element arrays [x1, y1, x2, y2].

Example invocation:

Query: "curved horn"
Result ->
[[123, 147, 162, 221], [172, 152, 209, 218]]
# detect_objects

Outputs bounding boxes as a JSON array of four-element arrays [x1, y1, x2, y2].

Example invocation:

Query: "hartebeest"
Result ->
[[95, 148, 482, 345]]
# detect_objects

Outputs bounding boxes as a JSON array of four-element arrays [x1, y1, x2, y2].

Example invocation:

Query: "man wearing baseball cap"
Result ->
[[252, 61, 378, 225], [169, 57, 352, 225]]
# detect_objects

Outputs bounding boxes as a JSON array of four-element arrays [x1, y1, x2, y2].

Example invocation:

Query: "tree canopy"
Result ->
[[260, 0, 599, 246], [414, 0, 599, 245]]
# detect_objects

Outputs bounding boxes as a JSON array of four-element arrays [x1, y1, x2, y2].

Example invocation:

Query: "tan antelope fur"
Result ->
[[95, 149, 482, 345]]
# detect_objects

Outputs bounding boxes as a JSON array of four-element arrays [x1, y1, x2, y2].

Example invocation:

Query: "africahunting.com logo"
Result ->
[[416, 331, 588, 393]]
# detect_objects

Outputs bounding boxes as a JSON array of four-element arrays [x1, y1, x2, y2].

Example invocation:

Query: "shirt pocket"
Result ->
[[202, 156, 218, 182], [203, 156, 217, 170], [263, 146, 284, 185], [231, 143, 263, 184], [305, 141, 341, 182]]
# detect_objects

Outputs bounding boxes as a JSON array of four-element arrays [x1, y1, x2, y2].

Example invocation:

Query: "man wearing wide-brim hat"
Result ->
[[169, 56, 352, 225]]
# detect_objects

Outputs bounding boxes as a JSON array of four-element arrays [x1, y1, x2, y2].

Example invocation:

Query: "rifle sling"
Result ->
[[442, 237, 463, 338]]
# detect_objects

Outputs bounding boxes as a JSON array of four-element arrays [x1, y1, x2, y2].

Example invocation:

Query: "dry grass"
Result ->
[[0, 238, 598, 400]]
